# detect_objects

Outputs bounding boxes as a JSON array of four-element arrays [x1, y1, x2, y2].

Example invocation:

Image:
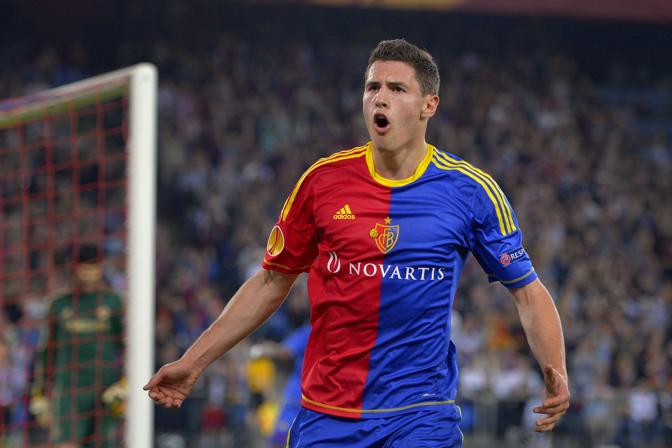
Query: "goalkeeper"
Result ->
[[31, 244, 125, 448]]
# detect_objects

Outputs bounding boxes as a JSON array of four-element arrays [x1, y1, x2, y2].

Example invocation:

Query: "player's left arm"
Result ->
[[467, 172, 570, 431], [510, 279, 570, 432]]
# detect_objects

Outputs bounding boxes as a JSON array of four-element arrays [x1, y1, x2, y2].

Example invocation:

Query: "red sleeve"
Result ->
[[262, 172, 318, 274]]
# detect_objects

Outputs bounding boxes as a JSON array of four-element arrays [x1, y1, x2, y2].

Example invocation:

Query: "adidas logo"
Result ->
[[333, 204, 356, 220]]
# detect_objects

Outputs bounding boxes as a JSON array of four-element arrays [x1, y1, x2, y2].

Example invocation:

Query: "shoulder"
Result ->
[[428, 148, 488, 199], [430, 147, 515, 221], [48, 292, 71, 313], [431, 147, 509, 202], [430, 147, 498, 190], [301, 144, 368, 181], [292, 144, 368, 194], [280, 144, 367, 221], [104, 291, 124, 307], [433, 149, 518, 235]]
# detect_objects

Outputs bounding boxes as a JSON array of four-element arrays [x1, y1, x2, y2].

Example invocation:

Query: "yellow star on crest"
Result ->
[[384, 217, 391, 224]]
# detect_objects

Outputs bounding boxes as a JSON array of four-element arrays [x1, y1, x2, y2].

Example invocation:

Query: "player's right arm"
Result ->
[[144, 268, 298, 408], [146, 158, 320, 408]]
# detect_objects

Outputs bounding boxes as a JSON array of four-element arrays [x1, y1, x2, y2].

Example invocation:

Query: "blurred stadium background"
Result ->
[[1, 0, 672, 447]]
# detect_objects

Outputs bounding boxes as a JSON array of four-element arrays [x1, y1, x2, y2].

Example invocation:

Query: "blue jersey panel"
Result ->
[[361, 175, 466, 414]]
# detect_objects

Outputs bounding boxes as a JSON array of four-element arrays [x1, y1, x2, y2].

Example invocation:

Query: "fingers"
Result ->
[[144, 370, 181, 408], [543, 366, 570, 410], [534, 411, 565, 432], [533, 399, 570, 431], [534, 367, 570, 433], [534, 390, 570, 415], [535, 394, 569, 414], [534, 402, 567, 415], [143, 372, 163, 391], [144, 369, 182, 408], [144, 363, 194, 409], [159, 395, 182, 408], [147, 387, 183, 408]]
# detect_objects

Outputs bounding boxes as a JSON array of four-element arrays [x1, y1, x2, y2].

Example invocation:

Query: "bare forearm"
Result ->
[[180, 269, 296, 372], [512, 279, 567, 377]]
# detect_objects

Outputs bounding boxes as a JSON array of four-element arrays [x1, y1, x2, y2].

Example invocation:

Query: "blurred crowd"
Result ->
[[2, 6, 672, 448]]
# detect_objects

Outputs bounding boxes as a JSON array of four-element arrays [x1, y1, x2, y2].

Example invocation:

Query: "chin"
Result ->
[[370, 132, 390, 145], [371, 137, 399, 153]]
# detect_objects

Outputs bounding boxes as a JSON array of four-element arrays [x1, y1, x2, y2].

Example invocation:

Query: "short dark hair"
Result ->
[[366, 39, 440, 96], [77, 243, 101, 264]]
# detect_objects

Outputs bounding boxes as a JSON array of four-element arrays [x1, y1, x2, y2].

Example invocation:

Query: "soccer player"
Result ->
[[145, 39, 570, 446], [31, 244, 125, 448]]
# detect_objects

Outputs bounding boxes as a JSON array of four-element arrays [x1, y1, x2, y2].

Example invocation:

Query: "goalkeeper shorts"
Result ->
[[286, 405, 463, 447], [51, 386, 120, 448]]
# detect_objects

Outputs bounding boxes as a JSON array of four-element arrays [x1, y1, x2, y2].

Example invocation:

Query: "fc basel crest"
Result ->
[[369, 217, 400, 254]]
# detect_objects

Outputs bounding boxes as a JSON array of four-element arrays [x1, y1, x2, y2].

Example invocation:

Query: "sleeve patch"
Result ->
[[499, 247, 527, 267], [266, 226, 285, 257]]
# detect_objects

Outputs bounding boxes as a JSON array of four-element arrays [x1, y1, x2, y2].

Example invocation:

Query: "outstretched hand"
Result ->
[[533, 364, 570, 432], [143, 360, 201, 409]]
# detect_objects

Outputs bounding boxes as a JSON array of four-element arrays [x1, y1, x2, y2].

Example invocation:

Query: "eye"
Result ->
[[367, 84, 379, 92], [393, 86, 405, 93]]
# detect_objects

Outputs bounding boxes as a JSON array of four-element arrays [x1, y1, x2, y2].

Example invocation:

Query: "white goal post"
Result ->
[[126, 63, 158, 448]]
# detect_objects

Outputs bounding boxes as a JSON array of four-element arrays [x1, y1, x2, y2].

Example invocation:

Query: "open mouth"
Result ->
[[373, 113, 390, 133]]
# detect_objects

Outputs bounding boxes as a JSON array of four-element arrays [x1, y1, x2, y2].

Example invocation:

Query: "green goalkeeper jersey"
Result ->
[[37, 290, 124, 392]]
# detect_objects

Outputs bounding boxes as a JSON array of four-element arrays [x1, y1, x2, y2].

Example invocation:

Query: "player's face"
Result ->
[[363, 60, 438, 152], [76, 262, 103, 290]]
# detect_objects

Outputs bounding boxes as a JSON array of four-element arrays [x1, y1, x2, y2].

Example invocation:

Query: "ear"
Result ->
[[421, 94, 440, 120]]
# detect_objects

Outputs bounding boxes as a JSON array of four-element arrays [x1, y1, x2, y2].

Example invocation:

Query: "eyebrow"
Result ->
[[365, 80, 409, 89]]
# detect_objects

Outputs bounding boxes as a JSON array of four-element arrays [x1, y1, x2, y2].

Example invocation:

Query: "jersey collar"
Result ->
[[365, 141, 434, 187]]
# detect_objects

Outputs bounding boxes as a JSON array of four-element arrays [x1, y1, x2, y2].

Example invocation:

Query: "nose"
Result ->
[[374, 94, 388, 108]]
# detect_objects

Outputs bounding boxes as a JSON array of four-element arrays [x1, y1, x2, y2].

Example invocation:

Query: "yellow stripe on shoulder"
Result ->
[[280, 145, 367, 221], [434, 151, 516, 233], [432, 154, 512, 236]]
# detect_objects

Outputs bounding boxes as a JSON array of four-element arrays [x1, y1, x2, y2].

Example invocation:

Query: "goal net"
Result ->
[[0, 64, 157, 447]]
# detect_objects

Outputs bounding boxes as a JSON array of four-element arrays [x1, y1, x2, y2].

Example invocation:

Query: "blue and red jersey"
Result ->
[[262, 142, 536, 420]]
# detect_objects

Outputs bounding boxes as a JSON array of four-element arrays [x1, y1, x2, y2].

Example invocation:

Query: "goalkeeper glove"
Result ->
[[102, 377, 127, 418], [29, 391, 51, 427]]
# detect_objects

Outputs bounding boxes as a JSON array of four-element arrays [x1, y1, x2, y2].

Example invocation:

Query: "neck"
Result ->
[[371, 139, 428, 180], [76, 284, 100, 294]]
